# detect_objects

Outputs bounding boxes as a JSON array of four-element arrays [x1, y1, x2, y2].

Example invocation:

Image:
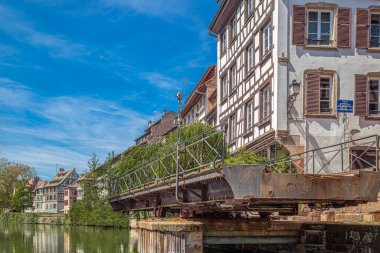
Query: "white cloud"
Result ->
[[0, 4, 90, 59], [0, 77, 149, 178], [140, 72, 181, 90]]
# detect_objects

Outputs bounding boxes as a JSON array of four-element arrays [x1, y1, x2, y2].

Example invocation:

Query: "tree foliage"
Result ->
[[11, 180, 33, 212], [224, 147, 295, 173], [69, 155, 129, 228], [0, 158, 34, 210], [113, 122, 225, 177]]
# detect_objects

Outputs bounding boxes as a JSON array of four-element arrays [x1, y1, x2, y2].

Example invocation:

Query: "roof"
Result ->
[[77, 174, 96, 182], [45, 169, 77, 187], [135, 111, 177, 142], [209, 0, 241, 34], [33, 180, 47, 190], [181, 66, 216, 117]]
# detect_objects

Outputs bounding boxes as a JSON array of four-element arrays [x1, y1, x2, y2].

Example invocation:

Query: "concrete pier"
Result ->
[[137, 219, 203, 253], [135, 218, 380, 253], [136, 218, 301, 253]]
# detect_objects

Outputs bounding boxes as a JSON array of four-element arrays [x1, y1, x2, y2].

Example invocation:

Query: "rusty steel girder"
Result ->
[[222, 165, 380, 203], [109, 165, 380, 215]]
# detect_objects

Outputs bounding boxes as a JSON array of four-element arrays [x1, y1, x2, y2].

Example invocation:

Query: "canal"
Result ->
[[0, 223, 138, 253]]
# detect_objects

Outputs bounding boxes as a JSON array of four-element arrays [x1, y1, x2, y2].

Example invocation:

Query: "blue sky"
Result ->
[[0, 0, 218, 179]]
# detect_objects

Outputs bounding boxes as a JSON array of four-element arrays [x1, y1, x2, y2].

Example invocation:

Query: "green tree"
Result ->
[[0, 158, 34, 210], [11, 179, 33, 212], [88, 153, 101, 172]]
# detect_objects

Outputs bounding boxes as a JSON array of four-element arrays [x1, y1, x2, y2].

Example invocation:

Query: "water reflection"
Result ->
[[0, 223, 138, 253]]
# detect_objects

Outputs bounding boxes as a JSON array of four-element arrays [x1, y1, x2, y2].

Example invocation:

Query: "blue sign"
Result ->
[[337, 100, 354, 113]]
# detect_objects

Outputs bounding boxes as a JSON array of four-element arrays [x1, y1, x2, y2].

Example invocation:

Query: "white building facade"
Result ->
[[210, 0, 380, 173]]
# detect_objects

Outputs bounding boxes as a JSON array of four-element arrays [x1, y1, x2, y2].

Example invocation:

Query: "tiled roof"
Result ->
[[45, 169, 77, 187]]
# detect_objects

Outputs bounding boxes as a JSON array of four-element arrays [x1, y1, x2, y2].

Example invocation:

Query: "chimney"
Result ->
[[148, 120, 152, 128], [163, 108, 167, 115], [59, 168, 65, 172]]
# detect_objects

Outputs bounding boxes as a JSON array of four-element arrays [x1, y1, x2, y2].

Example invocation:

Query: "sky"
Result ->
[[0, 0, 219, 180]]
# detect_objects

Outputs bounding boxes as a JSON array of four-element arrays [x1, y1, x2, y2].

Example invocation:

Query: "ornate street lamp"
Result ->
[[287, 80, 301, 113]]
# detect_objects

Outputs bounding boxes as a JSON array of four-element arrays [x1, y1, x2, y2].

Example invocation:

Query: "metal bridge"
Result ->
[[108, 127, 380, 218]]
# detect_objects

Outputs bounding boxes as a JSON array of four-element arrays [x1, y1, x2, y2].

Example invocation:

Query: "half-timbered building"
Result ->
[[210, 0, 380, 172], [182, 65, 218, 127]]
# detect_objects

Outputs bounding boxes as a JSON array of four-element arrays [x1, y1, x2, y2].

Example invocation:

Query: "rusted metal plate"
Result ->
[[110, 165, 380, 214], [223, 165, 380, 202]]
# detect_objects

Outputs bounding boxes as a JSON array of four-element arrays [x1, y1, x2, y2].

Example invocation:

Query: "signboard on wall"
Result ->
[[337, 100, 354, 113]]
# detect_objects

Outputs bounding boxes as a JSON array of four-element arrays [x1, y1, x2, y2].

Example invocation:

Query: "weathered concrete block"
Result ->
[[334, 213, 363, 223], [363, 212, 380, 222], [320, 213, 335, 222]]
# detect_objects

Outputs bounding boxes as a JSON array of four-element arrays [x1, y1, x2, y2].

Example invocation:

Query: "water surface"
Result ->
[[0, 223, 138, 253]]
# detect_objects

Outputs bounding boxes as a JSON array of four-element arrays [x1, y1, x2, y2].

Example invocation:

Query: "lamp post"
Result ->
[[175, 91, 183, 205], [287, 79, 301, 113]]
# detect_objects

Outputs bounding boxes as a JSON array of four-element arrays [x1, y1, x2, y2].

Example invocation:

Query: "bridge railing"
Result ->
[[108, 125, 226, 197], [265, 135, 380, 174]]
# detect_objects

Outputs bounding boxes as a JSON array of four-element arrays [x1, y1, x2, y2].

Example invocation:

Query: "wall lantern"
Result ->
[[287, 80, 301, 113]]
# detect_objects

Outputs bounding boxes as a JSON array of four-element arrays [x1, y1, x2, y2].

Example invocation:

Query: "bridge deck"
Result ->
[[109, 165, 380, 216]]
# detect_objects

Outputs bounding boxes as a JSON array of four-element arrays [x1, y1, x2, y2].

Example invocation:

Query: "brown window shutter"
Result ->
[[354, 74, 368, 116], [306, 72, 320, 115], [292, 6, 306, 46], [356, 9, 369, 49], [337, 8, 351, 48]]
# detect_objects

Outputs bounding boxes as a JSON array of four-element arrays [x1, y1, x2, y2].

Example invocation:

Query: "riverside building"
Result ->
[[210, 0, 380, 172]]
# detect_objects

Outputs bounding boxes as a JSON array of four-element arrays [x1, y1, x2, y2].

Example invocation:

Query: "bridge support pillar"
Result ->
[[137, 219, 203, 253]]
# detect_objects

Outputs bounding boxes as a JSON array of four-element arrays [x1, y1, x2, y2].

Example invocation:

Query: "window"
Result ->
[[369, 79, 380, 115], [64, 190, 68, 196], [230, 65, 237, 90], [370, 14, 380, 48], [247, 0, 254, 17], [231, 17, 237, 40], [307, 10, 333, 45], [221, 30, 227, 53], [246, 100, 254, 131], [247, 43, 254, 72], [262, 23, 272, 55], [320, 76, 332, 114], [230, 114, 237, 141], [305, 72, 336, 116], [261, 85, 271, 120], [221, 75, 228, 99], [64, 200, 68, 206]]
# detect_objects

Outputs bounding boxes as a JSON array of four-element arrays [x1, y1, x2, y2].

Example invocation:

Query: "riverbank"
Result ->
[[0, 212, 129, 228]]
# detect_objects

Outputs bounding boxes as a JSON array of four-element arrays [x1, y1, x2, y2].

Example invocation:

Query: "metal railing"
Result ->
[[108, 125, 226, 197], [266, 135, 380, 174]]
